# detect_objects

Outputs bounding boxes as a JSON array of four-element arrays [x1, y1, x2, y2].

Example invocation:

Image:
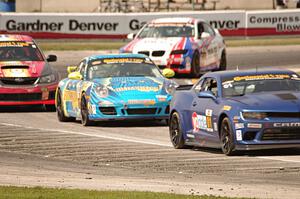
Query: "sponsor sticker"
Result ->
[[222, 105, 231, 111], [187, 134, 195, 138], [103, 58, 144, 64], [236, 130, 243, 141], [247, 123, 262, 128], [235, 123, 244, 129], [192, 111, 213, 132], [233, 74, 290, 82]]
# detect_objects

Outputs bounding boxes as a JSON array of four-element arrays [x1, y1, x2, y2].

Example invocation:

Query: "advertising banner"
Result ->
[[246, 10, 300, 36], [0, 10, 299, 39], [0, 11, 245, 38]]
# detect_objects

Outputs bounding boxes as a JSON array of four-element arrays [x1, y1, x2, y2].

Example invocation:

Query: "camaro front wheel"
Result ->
[[220, 117, 236, 156], [169, 112, 188, 149]]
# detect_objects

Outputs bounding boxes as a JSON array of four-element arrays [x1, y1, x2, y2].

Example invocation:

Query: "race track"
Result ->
[[0, 45, 300, 198]]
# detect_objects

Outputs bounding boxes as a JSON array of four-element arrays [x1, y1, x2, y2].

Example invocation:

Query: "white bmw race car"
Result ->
[[120, 17, 227, 77]]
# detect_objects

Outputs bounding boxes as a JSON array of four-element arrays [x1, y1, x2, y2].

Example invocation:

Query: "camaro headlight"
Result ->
[[165, 81, 179, 95], [95, 85, 109, 98], [242, 112, 267, 120], [38, 74, 56, 84]]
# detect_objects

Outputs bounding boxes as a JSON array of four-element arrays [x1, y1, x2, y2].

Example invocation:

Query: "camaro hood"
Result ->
[[0, 61, 46, 78], [93, 76, 166, 99], [229, 92, 300, 112], [123, 37, 189, 52]]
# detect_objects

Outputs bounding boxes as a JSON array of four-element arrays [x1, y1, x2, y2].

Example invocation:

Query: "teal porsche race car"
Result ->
[[56, 54, 177, 126]]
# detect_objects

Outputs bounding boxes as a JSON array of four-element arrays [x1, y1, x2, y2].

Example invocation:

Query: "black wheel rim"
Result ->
[[221, 121, 231, 153], [192, 52, 200, 75], [170, 115, 180, 146]]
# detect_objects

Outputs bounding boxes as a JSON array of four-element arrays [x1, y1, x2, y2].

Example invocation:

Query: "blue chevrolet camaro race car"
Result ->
[[56, 54, 177, 126], [169, 69, 300, 155]]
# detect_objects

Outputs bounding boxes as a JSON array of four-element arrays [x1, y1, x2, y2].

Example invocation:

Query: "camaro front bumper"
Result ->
[[0, 83, 57, 106], [233, 120, 300, 151]]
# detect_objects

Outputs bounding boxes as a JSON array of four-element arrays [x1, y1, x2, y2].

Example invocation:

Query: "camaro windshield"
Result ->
[[0, 41, 44, 61], [222, 78, 300, 97], [88, 62, 163, 79], [138, 25, 194, 38]]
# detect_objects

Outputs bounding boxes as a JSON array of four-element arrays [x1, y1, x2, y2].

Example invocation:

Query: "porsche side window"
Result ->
[[78, 60, 86, 77]]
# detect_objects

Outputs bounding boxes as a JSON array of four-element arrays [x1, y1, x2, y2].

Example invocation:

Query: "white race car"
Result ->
[[120, 17, 226, 77]]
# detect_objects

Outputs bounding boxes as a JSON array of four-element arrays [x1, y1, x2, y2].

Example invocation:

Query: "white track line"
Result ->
[[0, 122, 172, 147], [1, 122, 300, 164], [258, 156, 300, 164]]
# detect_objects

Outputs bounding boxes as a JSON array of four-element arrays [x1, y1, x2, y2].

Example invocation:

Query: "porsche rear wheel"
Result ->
[[220, 117, 236, 156], [169, 112, 187, 149], [81, 95, 93, 126], [56, 90, 75, 122], [191, 50, 200, 77]]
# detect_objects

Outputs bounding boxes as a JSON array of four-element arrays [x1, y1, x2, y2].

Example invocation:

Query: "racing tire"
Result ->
[[220, 117, 236, 156], [81, 95, 94, 126], [218, 51, 227, 71], [169, 112, 188, 149], [56, 91, 75, 122], [191, 50, 201, 77]]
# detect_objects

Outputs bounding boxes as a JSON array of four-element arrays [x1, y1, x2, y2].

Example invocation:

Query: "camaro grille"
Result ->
[[126, 108, 157, 115], [0, 93, 42, 101], [266, 112, 300, 118], [262, 128, 300, 141], [0, 77, 38, 85]]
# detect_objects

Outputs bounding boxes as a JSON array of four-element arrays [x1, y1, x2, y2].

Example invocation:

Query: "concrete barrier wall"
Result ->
[[0, 10, 299, 38]]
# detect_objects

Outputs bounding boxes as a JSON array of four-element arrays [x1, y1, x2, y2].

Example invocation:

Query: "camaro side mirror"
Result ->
[[127, 33, 136, 40], [198, 91, 217, 100], [46, 54, 57, 62], [201, 32, 210, 39], [162, 68, 175, 78], [68, 72, 82, 80], [67, 66, 77, 74]]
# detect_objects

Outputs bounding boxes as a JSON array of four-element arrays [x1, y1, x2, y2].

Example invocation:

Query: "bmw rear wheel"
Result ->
[[169, 112, 187, 149], [81, 95, 93, 126], [220, 117, 236, 156], [191, 50, 200, 77], [219, 51, 227, 71], [56, 90, 75, 122]]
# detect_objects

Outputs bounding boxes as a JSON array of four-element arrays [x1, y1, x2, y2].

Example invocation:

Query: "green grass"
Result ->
[[0, 186, 246, 199], [37, 37, 300, 51]]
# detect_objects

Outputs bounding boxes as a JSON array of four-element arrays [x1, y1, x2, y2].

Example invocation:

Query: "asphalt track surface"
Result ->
[[0, 45, 300, 198]]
